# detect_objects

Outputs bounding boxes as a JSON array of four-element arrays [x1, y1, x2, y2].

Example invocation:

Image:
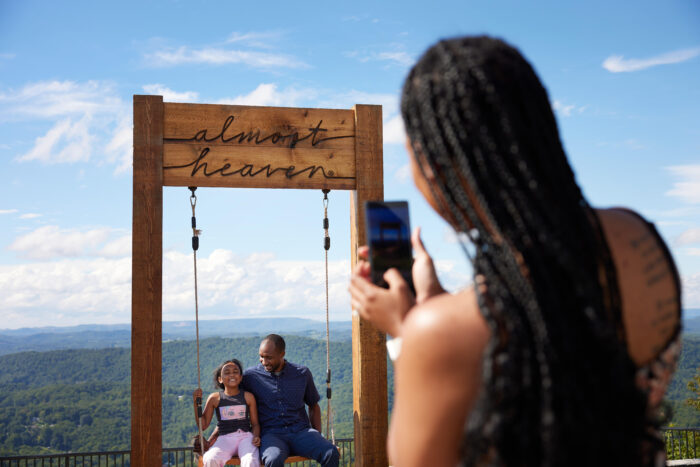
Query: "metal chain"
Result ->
[[322, 189, 335, 444], [189, 187, 205, 457]]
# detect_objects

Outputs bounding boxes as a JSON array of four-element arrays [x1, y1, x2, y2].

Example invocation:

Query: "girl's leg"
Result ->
[[203, 433, 238, 467], [236, 432, 260, 467]]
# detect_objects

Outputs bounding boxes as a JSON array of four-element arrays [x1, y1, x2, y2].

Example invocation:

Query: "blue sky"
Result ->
[[1, 1, 699, 329]]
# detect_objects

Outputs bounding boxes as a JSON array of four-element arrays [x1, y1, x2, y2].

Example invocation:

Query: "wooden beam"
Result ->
[[350, 104, 386, 467], [131, 95, 163, 467], [163, 103, 355, 146], [162, 144, 355, 190]]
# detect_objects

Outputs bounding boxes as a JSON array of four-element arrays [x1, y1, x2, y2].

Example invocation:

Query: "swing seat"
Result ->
[[197, 455, 310, 466]]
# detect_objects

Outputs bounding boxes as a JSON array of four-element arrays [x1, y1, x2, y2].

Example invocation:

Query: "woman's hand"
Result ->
[[349, 246, 415, 338], [411, 227, 445, 304], [252, 436, 261, 447]]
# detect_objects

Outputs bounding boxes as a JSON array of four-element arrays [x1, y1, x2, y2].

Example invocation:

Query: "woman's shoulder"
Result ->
[[402, 287, 489, 363], [595, 207, 681, 366]]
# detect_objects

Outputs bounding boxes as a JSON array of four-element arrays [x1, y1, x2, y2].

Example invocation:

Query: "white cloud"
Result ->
[[145, 46, 308, 69], [225, 31, 283, 49], [0, 241, 477, 328], [675, 228, 700, 246], [376, 51, 414, 67], [217, 83, 310, 107], [0, 80, 123, 120], [603, 47, 700, 73], [442, 228, 472, 246], [104, 115, 133, 174], [318, 90, 399, 114], [19, 213, 41, 219], [0, 209, 18, 215], [345, 48, 414, 68], [650, 206, 700, 218], [8, 225, 122, 260], [384, 114, 405, 145], [0, 257, 132, 327], [666, 165, 700, 204], [682, 273, 700, 307], [394, 163, 411, 183], [552, 100, 586, 117], [162, 249, 468, 319], [18, 116, 93, 163], [217, 87, 404, 140], [657, 220, 690, 227], [317, 90, 404, 145], [0, 80, 130, 172], [99, 235, 132, 257], [596, 138, 646, 150], [142, 84, 199, 103], [622, 139, 645, 150]]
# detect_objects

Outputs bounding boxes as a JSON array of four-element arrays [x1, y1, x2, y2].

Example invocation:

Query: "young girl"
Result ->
[[193, 359, 261, 467]]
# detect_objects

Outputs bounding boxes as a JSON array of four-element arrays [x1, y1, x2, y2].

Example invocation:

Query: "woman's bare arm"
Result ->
[[388, 288, 489, 467]]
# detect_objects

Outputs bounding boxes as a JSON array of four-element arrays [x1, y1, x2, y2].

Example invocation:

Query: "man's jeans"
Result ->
[[260, 429, 339, 467]]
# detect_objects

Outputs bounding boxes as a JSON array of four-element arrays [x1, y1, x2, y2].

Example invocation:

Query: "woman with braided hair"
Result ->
[[349, 36, 681, 466]]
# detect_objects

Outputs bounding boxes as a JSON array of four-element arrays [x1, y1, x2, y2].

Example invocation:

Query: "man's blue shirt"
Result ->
[[243, 361, 320, 435]]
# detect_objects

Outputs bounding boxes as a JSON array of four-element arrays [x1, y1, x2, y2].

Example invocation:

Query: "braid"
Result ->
[[401, 36, 648, 466]]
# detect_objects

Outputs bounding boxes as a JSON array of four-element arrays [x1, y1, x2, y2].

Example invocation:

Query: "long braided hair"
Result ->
[[401, 36, 649, 466]]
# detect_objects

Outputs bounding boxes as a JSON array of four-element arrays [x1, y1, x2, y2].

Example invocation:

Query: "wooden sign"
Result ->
[[163, 103, 357, 189]]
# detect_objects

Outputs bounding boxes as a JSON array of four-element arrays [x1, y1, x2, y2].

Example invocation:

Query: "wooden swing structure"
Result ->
[[132, 95, 387, 466]]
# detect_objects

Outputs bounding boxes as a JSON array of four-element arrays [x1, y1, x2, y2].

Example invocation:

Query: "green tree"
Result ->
[[686, 368, 700, 412]]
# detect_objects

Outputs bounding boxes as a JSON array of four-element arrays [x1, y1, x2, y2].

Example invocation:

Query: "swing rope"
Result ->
[[322, 189, 335, 444], [189, 186, 205, 457]]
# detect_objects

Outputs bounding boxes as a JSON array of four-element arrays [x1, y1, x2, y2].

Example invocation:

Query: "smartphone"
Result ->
[[364, 201, 414, 292]]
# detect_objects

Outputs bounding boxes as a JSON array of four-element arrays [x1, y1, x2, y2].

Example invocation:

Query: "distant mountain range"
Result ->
[[1, 310, 698, 356], [0, 317, 352, 355]]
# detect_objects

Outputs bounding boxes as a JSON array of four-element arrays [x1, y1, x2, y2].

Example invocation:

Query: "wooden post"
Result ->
[[350, 104, 386, 467], [132, 95, 164, 467]]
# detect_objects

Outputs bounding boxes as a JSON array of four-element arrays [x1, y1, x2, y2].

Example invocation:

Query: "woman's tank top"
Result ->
[[215, 390, 251, 435], [598, 208, 682, 466]]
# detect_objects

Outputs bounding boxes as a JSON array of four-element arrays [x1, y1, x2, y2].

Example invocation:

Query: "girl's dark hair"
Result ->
[[213, 359, 244, 389], [401, 36, 650, 466]]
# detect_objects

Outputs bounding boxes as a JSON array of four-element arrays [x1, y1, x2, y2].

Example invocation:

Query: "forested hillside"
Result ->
[[0, 318, 353, 356], [0, 334, 697, 456], [0, 336, 389, 456], [665, 334, 700, 426]]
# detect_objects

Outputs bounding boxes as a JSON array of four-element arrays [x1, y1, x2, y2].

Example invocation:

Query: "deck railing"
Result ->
[[665, 427, 700, 460], [3, 431, 700, 465], [0, 438, 355, 466]]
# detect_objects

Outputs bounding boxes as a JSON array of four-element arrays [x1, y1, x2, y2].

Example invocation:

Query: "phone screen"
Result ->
[[365, 201, 414, 291]]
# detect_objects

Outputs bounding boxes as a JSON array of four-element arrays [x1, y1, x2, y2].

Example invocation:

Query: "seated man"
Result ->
[[242, 334, 339, 467]]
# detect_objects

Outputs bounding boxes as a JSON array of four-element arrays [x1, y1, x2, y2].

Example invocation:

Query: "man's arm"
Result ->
[[301, 366, 322, 431], [308, 403, 322, 431]]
